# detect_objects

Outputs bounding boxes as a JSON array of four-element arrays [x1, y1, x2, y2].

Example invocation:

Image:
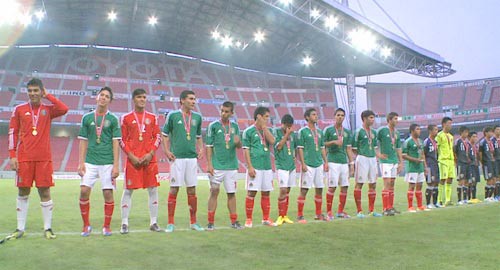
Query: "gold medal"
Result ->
[[96, 136, 101, 144], [187, 133, 191, 141], [32, 128, 38, 136], [288, 149, 292, 155], [139, 134, 143, 142], [226, 143, 230, 149]]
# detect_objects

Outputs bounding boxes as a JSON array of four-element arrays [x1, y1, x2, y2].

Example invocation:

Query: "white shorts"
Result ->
[[380, 163, 398, 178], [328, 163, 350, 188], [300, 165, 325, 189], [81, 163, 115, 190], [170, 158, 198, 187], [277, 169, 297, 188], [246, 169, 273, 192], [405, 173, 425, 183], [355, 155, 377, 184], [209, 169, 238, 193]]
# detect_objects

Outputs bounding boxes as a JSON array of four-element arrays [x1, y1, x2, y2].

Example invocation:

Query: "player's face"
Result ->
[[335, 111, 345, 125], [27, 85, 42, 104], [96, 90, 111, 108], [443, 120, 452, 132], [306, 111, 318, 124], [389, 116, 398, 127], [257, 112, 270, 126], [283, 123, 293, 130], [495, 127, 500, 137], [414, 126, 421, 137], [470, 134, 478, 144], [430, 127, 439, 137], [133, 93, 147, 110], [181, 94, 196, 111], [363, 115, 375, 126], [486, 130, 494, 138], [461, 130, 469, 138], [220, 106, 233, 121]]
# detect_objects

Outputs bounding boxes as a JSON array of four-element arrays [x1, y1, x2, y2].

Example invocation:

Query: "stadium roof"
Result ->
[[6, 0, 455, 78]]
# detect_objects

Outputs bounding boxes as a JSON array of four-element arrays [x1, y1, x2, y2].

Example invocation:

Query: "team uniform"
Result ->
[[436, 131, 455, 205], [491, 136, 500, 198], [162, 109, 203, 227], [478, 137, 496, 200], [454, 138, 471, 203], [469, 143, 481, 202], [323, 125, 352, 218], [402, 137, 425, 210], [273, 128, 297, 219], [423, 137, 440, 207], [8, 94, 68, 235], [377, 126, 402, 212]]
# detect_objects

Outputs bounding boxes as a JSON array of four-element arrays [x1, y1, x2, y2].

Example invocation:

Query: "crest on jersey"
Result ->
[[171, 178, 175, 183], [249, 182, 253, 187], [191, 119, 197, 126], [127, 179, 132, 186], [177, 120, 182, 124], [41, 109, 47, 116], [104, 119, 111, 128], [145, 118, 151, 125]]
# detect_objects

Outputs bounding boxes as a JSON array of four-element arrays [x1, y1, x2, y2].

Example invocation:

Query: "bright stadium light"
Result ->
[[235, 40, 242, 48], [34, 10, 45, 21], [348, 28, 377, 53], [148, 16, 157, 26], [107, 10, 117, 21], [0, 0, 21, 25], [279, 0, 292, 6], [221, 35, 232, 48], [380, 46, 392, 58], [302, 55, 313, 66], [310, 9, 321, 19], [324, 15, 338, 30], [211, 30, 220, 40], [254, 31, 265, 43], [19, 13, 32, 27]]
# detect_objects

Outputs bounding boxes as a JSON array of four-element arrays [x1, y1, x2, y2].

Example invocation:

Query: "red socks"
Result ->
[[167, 193, 177, 224], [104, 201, 114, 228], [79, 198, 90, 227]]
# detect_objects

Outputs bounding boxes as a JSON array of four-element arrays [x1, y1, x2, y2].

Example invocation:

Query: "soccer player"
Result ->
[[161, 90, 204, 232], [273, 114, 297, 226], [492, 125, 500, 200], [242, 106, 276, 228], [206, 101, 243, 230], [324, 108, 354, 220], [468, 131, 481, 203], [454, 126, 471, 205], [478, 126, 497, 202], [402, 124, 427, 212], [78, 87, 121, 236], [377, 112, 404, 216], [119, 88, 162, 234], [296, 108, 328, 223], [436, 117, 455, 206], [7, 78, 68, 240], [352, 110, 383, 218], [424, 124, 440, 208]]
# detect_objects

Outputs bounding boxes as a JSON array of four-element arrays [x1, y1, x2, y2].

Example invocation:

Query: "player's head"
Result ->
[[441, 117, 452, 132], [469, 131, 478, 144], [494, 125, 500, 136], [253, 106, 270, 125], [96, 86, 113, 108], [27, 78, 44, 104], [180, 90, 196, 111], [483, 126, 494, 138], [132, 88, 147, 110], [220, 101, 234, 121], [361, 110, 375, 126], [409, 123, 420, 137], [304, 108, 318, 124], [387, 112, 399, 126], [459, 126, 469, 138], [281, 114, 294, 129], [428, 124, 438, 137], [335, 108, 345, 125]]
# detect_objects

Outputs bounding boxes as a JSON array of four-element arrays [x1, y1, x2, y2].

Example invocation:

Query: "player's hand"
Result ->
[[41, 87, 47, 98], [166, 151, 176, 162], [111, 166, 119, 179], [207, 164, 215, 176], [248, 167, 256, 178], [285, 126, 293, 136], [302, 164, 308, 173], [349, 163, 354, 176], [129, 153, 141, 167], [9, 158, 18, 172], [397, 162, 404, 174], [77, 163, 86, 177], [377, 153, 388, 160], [141, 153, 153, 166], [233, 135, 241, 146], [323, 163, 329, 172], [197, 149, 204, 160]]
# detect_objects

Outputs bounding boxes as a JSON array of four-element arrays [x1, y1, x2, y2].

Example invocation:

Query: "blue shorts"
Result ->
[[426, 162, 439, 184]]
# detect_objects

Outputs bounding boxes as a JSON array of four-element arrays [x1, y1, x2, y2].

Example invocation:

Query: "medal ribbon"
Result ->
[[256, 126, 266, 149], [133, 111, 146, 138], [182, 111, 192, 137], [29, 102, 42, 132], [94, 111, 107, 140], [221, 120, 231, 145]]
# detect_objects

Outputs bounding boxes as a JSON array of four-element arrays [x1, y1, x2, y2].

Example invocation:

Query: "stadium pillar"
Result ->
[[346, 74, 356, 130]]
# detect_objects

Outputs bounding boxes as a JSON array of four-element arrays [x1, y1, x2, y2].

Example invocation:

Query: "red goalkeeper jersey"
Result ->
[[120, 110, 161, 162]]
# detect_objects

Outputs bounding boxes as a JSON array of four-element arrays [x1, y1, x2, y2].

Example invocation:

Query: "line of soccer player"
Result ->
[[7, 78, 500, 240]]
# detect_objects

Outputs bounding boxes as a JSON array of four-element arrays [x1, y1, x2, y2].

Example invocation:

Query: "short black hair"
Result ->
[[180, 90, 195, 100], [253, 106, 270, 121], [468, 131, 477, 138], [484, 126, 494, 133], [387, 112, 398, 122], [222, 101, 234, 112], [27, 78, 44, 89], [335, 108, 346, 116], [459, 126, 469, 134], [428, 124, 437, 131], [442, 117, 452, 125], [409, 123, 419, 133], [361, 110, 375, 121], [304, 108, 316, 120], [132, 88, 147, 98], [281, 114, 294, 125], [98, 86, 113, 101]]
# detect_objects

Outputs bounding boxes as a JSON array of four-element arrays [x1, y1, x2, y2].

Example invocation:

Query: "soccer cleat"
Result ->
[[417, 206, 430, 211], [245, 219, 253, 228], [231, 221, 243, 230], [275, 216, 285, 226], [44, 229, 57, 239], [261, 219, 276, 227], [391, 208, 401, 214], [369, 212, 383, 217], [457, 201, 464, 205], [408, 207, 417, 213], [190, 223, 205, 231], [282, 216, 294, 224], [427, 204, 435, 209], [383, 210, 394, 216], [326, 214, 335, 221], [165, 224, 175, 233], [81, 226, 92, 237], [7, 229, 24, 240], [314, 214, 327, 221], [356, 212, 365, 219], [445, 201, 454, 206], [120, 224, 129, 234], [434, 203, 443, 208], [206, 223, 215, 231], [297, 216, 308, 224], [336, 212, 351, 219], [102, 227, 112, 236], [150, 223, 161, 232]]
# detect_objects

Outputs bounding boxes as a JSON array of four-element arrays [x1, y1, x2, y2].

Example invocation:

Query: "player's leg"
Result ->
[[445, 160, 455, 205], [207, 170, 222, 230], [297, 166, 312, 223], [281, 170, 295, 224], [260, 170, 274, 226], [101, 164, 116, 236], [407, 176, 416, 212], [326, 163, 338, 220], [224, 170, 241, 229], [120, 189, 133, 234], [184, 158, 202, 231], [79, 163, 97, 236], [312, 166, 325, 221], [37, 187, 56, 239], [166, 159, 183, 232], [10, 161, 35, 239], [276, 170, 289, 225], [354, 155, 367, 217], [425, 171, 434, 209], [415, 181, 425, 210], [380, 163, 392, 213], [438, 162, 447, 205], [367, 157, 381, 217], [245, 169, 261, 228]]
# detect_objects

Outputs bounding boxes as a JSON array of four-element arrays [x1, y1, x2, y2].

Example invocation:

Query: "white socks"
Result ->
[[16, 195, 29, 231], [40, 200, 54, 230], [121, 189, 133, 225], [148, 187, 159, 225]]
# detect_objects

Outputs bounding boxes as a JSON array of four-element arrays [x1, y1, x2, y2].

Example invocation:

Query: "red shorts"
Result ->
[[16, 161, 54, 188], [124, 161, 159, 189]]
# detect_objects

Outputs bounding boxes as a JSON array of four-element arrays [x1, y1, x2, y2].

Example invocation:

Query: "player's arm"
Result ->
[[276, 128, 289, 150], [244, 148, 255, 178], [112, 139, 120, 179], [263, 126, 275, 145], [351, 130, 358, 155], [397, 148, 404, 173], [161, 134, 175, 161], [233, 125, 242, 148], [120, 116, 140, 167], [78, 139, 88, 177], [196, 136, 204, 159], [347, 145, 355, 175], [205, 123, 214, 175], [44, 88, 69, 118], [321, 146, 328, 172], [143, 116, 162, 166], [8, 109, 19, 171]]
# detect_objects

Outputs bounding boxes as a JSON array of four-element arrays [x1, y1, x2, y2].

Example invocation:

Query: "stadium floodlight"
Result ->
[[107, 10, 117, 21], [0, 0, 21, 25], [34, 10, 45, 21], [148, 16, 158, 26], [348, 28, 377, 53], [19, 13, 32, 27], [301, 55, 313, 66], [324, 15, 338, 30], [310, 9, 321, 19], [380, 46, 392, 58], [279, 0, 292, 6], [235, 40, 242, 48], [254, 31, 265, 43], [221, 35, 233, 48], [211, 30, 220, 40]]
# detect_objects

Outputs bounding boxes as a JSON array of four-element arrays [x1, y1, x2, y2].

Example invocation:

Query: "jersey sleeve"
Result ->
[[196, 114, 202, 138], [297, 129, 305, 149], [78, 114, 89, 140], [396, 131, 402, 149], [324, 127, 332, 142], [373, 129, 378, 149], [352, 129, 359, 149], [151, 115, 162, 151], [402, 139, 409, 155], [162, 112, 172, 136], [45, 94, 69, 119], [112, 114, 122, 140], [242, 128, 251, 149], [319, 129, 325, 148], [119, 115, 132, 154], [8, 108, 19, 158], [345, 130, 352, 146], [206, 122, 214, 147]]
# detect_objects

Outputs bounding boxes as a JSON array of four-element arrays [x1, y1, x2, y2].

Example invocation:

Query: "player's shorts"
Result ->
[[276, 169, 297, 188], [246, 169, 273, 192], [300, 165, 325, 189], [426, 162, 440, 184], [355, 155, 377, 184], [81, 163, 115, 190], [379, 163, 398, 178], [170, 158, 198, 187], [124, 161, 159, 189], [209, 169, 238, 193], [482, 160, 497, 181], [16, 161, 54, 188], [327, 163, 349, 188], [469, 165, 480, 183], [456, 162, 471, 181], [438, 159, 456, 180], [405, 172, 425, 183]]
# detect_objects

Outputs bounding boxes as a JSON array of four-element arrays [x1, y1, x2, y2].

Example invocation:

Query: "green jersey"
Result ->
[[242, 125, 272, 170], [78, 111, 121, 165], [402, 137, 424, 173], [273, 128, 296, 171], [377, 126, 401, 164], [162, 110, 202, 159], [352, 127, 377, 158], [297, 126, 325, 168], [206, 120, 240, 170], [324, 125, 352, 164]]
